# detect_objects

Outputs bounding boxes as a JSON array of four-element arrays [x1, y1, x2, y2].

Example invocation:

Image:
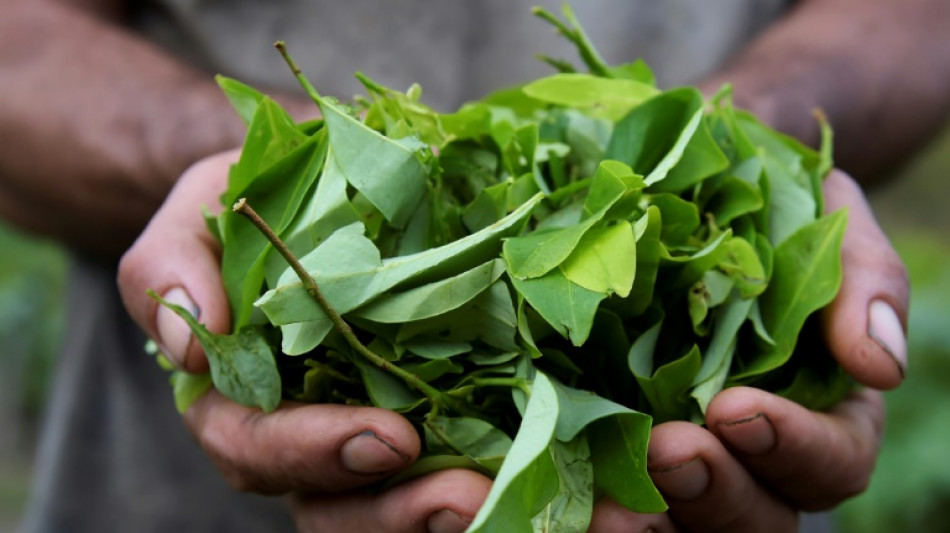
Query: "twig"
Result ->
[[274, 41, 323, 105], [232, 198, 446, 404]]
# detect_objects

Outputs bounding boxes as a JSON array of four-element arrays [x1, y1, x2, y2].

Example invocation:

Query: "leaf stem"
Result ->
[[423, 418, 467, 457], [232, 198, 447, 405], [470, 377, 532, 395], [274, 41, 323, 105]]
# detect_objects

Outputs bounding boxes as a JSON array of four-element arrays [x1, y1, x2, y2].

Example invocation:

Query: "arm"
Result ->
[[604, 1, 928, 529], [0, 0, 245, 258], [703, 0, 950, 184], [113, 1, 930, 532]]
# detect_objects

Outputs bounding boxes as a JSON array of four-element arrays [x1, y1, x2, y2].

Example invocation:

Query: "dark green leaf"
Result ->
[[467, 372, 561, 533], [150, 291, 281, 412], [511, 269, 605, 346], [734, 210, 848, 379], [216, 75, 268, 126], [531, 435, 594, 533], [606, 88, 705, 185], [522, 73, 657, 120]]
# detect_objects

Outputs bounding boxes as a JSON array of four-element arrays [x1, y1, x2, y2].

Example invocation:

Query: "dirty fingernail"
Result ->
[[427, 509, 472, 533], [156, 287, 199, 367], [650, 457, 709, 501], [718, 412, 776, 455], [341, 430, 409, 474], [868, 299, 907, 377]]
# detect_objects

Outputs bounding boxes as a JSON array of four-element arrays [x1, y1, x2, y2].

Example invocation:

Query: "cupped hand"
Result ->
[[118, 150, 491, 533], [590, 169, 907, 532], [119, 156, 906, 533]]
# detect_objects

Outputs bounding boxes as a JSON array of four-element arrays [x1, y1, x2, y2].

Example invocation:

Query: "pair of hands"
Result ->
[[118, 150, 908, 533]]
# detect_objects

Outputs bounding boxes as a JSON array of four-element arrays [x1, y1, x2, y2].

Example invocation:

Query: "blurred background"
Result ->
[[0, 123, 948, 532]]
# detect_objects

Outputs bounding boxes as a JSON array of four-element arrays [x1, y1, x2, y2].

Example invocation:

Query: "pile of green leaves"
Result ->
[[155, 6, 852, 531]]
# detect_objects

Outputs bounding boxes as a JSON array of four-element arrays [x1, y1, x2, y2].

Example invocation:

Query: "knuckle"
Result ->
[[194, 413, 277, 494]]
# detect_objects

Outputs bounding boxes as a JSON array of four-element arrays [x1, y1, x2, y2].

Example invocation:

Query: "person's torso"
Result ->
[[133, 0, 790, 110]]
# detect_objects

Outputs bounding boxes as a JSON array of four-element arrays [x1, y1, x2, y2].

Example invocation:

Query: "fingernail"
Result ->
[[341, 430, 409, 474], [156, 287, 199, 366], [427, 509, 472, 533], [717, 412, 776, 455], [868, 300, 907, 377], [649, 457, 709, 501]]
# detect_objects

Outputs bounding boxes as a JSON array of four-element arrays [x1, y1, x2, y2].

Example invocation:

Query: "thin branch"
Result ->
[[274, 41, 323, 105], [232, 198, 446, 404]]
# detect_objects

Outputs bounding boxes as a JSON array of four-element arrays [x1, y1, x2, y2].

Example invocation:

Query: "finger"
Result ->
[[589, 498, 676, 533], [647, 421, 798, 533], [821, 170, 909, 389], [707, 386, 884, 510], [183, 390, 421, 495], [118, 149, 238, 372], [291, 469, 492, 533]]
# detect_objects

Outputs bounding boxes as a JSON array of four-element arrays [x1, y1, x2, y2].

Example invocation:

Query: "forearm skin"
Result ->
[[703, 0, 950, 184], [0, 0, 245, 259]]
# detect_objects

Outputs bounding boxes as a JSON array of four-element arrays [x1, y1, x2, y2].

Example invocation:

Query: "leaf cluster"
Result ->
[[154, 6, 851, 531]]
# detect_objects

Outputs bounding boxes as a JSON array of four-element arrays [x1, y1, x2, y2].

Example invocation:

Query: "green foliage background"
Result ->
[[0, 124, 947, 531], [834, 124, 950, 532], [0, 223, 66, 529]]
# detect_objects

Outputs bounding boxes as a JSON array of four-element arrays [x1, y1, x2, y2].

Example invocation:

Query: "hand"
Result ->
[[118, 150, 492, 532], [119, 156, 906, 532], [589, 170, 908, 532]]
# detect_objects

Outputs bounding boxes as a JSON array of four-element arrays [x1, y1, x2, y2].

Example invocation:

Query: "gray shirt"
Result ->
[[23, 2, 790, 531]]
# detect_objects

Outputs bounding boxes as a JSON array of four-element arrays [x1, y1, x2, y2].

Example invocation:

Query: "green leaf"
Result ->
[[642, 345, 702, 423], [226, 98, 309, 204], [718, 237, 768, 298], [626, 206, 661, 316], [214, 74, 264, 125], [589, 416, 666, 512], [149, 291, 281, 412], [583, 160, 644, 221], [395, 281, 519, 352], [319, 97, 428, 228], [266, 139, 360, 285], [762, 154, 817, 246], [463, 183, 509, 233], [627, 312, 663, 380], [522, 73, 658, 120], [357, 73, 451, 146], [169, 371, 213, 414], [777, 362, 854, 412], [652, 117, 730, 194], [351, 355, 424, 412], [258, 223, 381, 326], [734, 210, 848, 379], [706, 176, 764, 227], [425, 416, 513, 461], [627, 310, 701, 421], [560, 221, 636, 297], [468, 372, 561, 533], [650, 193, 700, 245], [531, 435, 594, 533], [221, 132, 323, 328], [259, 195, 541, 333], [659, 230, 733, 293], [400, 358, 463, 382], [351, 259, 505, 323], [216, 75, 268, 126], [606, 88, 705, 186], [511, 269, 605, 346], [384, 455, 496, 489], [691, 296, 754, 412], [504, 168, 625, 280], [404, 339, 473, 360]]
